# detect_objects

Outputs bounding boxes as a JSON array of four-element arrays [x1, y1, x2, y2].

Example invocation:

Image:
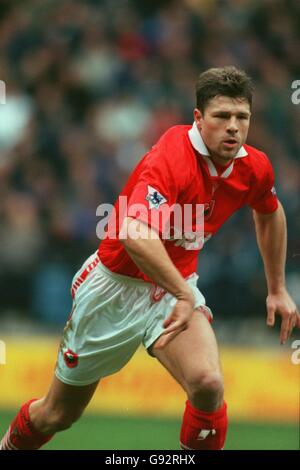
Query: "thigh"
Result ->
[[151, 310, 222, 391], [56, 263, 152, 385]]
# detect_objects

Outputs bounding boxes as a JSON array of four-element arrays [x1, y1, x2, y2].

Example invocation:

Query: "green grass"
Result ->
[[0, 411, 298, 450]]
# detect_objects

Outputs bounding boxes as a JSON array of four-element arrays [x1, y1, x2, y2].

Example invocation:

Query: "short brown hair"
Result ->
[[196, 66, 254, 112]]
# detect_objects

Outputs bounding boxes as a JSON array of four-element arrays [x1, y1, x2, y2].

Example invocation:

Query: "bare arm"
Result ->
[[253, 201, 287, 293], [253, 201, 300, 343], [120, 217, 195, 348]]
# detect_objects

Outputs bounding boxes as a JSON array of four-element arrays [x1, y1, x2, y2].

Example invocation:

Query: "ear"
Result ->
[[193, 108, 203, 130]]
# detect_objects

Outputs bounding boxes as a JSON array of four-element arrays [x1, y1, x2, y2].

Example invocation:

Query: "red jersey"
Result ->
[[98, 123, 278, 282]]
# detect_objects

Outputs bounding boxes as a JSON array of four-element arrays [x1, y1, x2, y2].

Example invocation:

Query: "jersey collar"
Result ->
[[188, 122, 248, 178]]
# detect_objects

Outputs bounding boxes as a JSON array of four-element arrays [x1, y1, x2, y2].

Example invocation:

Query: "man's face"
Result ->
[[194, 95, 251, 164]]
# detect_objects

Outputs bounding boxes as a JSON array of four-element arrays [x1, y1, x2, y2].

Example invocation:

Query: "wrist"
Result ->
[[268, 284, 286, 296], [176, 287, 195, 306]]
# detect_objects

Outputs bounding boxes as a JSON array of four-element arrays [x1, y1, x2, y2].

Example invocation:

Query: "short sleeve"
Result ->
[[126, 145, 182, 235], [248, 154, 278, 213]]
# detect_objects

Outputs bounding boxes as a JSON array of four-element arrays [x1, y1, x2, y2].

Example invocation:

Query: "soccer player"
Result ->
[[1, 66, 299, 451]]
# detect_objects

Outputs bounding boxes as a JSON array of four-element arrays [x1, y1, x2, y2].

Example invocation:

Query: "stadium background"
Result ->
[[0, 0, 299, 450]]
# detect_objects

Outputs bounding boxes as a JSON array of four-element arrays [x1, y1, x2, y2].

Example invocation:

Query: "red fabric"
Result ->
[[99, 125, 278, 281], [180, 400, 228, 450], [1, 399, 53, 450], [71, 253, 100, 298]]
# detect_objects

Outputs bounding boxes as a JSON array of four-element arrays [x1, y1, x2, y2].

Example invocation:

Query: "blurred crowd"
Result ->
[[0, 0, 299, 327]]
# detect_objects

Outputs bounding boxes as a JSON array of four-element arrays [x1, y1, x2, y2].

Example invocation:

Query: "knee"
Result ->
[[187, 370, 224, 409]]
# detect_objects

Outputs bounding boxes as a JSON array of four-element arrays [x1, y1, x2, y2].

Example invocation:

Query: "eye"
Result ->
[[215, 114, 228, 119]]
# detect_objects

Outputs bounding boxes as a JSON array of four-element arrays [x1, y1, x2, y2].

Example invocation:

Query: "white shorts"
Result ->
[[55, 252, 212, 386]]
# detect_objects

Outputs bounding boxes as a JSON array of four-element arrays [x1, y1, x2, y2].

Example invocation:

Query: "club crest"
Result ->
[[204, 200, 215, 219], [63, 349, 79, 368]]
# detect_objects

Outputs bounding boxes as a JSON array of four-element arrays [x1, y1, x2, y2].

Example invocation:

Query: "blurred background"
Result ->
[[0, 0, 299, 449]]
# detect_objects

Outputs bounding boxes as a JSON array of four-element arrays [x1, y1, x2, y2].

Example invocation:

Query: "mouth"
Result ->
[[222, 138, 238, 149]]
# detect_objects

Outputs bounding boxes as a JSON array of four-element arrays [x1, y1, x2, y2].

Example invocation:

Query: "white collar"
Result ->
[[188, 122, 248, 179]]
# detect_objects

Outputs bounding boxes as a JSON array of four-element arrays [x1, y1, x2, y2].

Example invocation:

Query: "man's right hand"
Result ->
[[154, 290, 195, 349], [121, 217, 197, 348]]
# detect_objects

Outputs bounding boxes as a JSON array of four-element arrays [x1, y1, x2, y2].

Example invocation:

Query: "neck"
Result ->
[[209, 154, 234, 167]]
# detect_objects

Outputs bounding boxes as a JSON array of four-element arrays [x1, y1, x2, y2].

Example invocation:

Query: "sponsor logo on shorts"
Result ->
[[63, 349, 79, 368]]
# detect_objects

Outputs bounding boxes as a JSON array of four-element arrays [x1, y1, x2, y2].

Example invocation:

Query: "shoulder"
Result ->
[[243, 144, 274, 180], [147, 125, 194, 178], [155, 125, 191, 149]]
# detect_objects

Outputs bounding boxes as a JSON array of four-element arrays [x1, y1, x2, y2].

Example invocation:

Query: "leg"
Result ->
[[0, 375, 99, 450], [30, 375, 99, 434], [150, 309, 227, 450], [151, 308, 223, 411]]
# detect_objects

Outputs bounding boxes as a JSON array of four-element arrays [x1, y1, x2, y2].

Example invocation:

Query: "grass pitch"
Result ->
[[0, 410, 298, 450]]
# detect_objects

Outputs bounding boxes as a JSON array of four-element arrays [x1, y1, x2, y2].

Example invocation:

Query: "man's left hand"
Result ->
[[266, 288, 300, 344]]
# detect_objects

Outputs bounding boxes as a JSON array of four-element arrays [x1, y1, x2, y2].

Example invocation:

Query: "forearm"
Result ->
[[120, 217, 194, 302], [253, 201, 287, 294]]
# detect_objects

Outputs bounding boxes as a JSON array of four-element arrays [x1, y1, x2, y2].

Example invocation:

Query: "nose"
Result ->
[[227, 117, 238, 134]]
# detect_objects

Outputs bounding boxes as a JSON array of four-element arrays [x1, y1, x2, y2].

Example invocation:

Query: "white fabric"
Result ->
[[55, 254, 210, 386]]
